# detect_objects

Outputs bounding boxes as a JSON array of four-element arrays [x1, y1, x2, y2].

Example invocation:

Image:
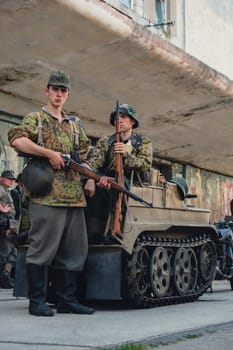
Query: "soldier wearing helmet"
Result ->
[[8, 70, 95, 317], [84, 103, 153, 242]]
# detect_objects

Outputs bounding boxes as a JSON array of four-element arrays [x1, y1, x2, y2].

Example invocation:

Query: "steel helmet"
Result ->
[[109, 103, 139, 128], [170, 177, 189, 200], [21, 158, 54, 197]]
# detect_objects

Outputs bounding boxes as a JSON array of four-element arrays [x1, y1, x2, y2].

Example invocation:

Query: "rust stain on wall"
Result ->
[[186, 166, 233, 223]]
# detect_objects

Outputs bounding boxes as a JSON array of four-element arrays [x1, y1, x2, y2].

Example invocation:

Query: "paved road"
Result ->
[[148, 322, 233, 350], [0, 280, 233, 350]]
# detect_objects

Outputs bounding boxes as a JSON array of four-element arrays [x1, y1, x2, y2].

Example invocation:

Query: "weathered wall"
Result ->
[[185, 166, 233, 224], [154, 158, 233, 224], [0, 121, 22, 176]]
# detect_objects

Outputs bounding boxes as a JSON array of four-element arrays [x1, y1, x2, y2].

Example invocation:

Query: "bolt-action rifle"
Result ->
[[62, 155, 153, 208], [19, 152, 153, 208], [112, 100, 124, 234]]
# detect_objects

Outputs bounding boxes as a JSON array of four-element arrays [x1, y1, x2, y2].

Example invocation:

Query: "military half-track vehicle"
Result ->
[[13, 165, 218, 308], [84, 169, 218, 308]]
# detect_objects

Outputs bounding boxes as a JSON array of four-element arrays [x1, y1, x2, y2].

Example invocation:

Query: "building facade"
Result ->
[[112, 0, 233, 80], [1, 0, 233, 223]]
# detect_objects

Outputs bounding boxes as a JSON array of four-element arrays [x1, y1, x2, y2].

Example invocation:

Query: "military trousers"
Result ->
[[0, 237, 17, 266], [26, 202, 88, 271]]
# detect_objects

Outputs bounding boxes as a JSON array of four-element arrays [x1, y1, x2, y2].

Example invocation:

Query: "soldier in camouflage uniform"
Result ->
[[8, 70, 94, 316], [84, 103, 153, 241]]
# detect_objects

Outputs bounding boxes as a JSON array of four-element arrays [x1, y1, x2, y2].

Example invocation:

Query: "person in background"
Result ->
[[10, 173, 23, 220], [0, 170, 17, 289]]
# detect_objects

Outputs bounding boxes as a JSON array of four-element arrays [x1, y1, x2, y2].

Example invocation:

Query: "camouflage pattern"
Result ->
[[8, 109, 90, 207], [88, 133, 153, 176], [110, 103, 139, 128], [47, 70, 71, 89]]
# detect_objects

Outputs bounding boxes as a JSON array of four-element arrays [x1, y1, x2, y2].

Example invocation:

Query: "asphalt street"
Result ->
[[148, 323, 233, 350], [1, 280, 233, 350]]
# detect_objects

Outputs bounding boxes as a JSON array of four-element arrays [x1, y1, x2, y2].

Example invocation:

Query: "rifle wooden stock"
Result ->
[[62, 155, 153, 208], [113, 100, 124, 234]]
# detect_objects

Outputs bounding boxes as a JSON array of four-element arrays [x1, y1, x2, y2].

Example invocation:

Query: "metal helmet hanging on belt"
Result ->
[[21, 158, 54, 197]]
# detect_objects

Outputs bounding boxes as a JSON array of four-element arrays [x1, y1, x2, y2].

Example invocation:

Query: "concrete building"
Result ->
[[114, 0, 233, 80], [1, 0, 233, 222]]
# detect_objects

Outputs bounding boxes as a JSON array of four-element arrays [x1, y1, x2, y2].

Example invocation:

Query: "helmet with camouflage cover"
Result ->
[[110, 103, 139, 129], [21, 158, 54, 197], [47, 70, 71, 89]]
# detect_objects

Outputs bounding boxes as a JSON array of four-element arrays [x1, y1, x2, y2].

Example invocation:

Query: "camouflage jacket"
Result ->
[[8, 109, 90, 207], [88, 133, 153, 179]]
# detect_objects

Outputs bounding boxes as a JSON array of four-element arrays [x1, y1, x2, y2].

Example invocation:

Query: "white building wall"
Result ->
[[184, 0, 233, 80], [108, 0, 233, 80]]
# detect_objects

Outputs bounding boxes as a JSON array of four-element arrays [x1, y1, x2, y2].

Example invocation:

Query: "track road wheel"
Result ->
[[173, 247, 195, 295], [199, 242, 217, 282], [131, 246, 150, 297], [150, 247, 171, 298]]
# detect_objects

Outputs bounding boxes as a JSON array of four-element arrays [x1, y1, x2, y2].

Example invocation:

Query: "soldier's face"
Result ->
[[118, 114, 135, 132], [45, 86, 70, 107]]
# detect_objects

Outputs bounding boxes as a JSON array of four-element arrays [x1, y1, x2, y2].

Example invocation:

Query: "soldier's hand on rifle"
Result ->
[[114, 142, 127, 156], [96, 176, 112, 190], [84, 179, 96, 198], [47, 150, 65, 170]]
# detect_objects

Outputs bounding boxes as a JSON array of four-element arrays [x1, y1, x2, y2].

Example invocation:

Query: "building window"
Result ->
[[119, 0, 133, 10], [155, 0, 166, 24]]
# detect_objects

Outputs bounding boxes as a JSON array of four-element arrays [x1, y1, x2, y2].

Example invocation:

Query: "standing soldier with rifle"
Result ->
[[84, 103, 153, 242], [8, 70, 95, 317]]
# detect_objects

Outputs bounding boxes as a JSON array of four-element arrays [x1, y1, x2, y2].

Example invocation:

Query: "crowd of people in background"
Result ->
[[0, 170, 20, 288]]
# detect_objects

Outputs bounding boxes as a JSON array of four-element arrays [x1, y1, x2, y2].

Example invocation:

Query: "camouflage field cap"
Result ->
[[47, 70, 71, 89], [110, 103, 139, 128]]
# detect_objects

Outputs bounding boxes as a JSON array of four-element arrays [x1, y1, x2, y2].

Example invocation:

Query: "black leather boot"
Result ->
[[0, 263, 3, 275], [0, 270, 14, 288], [56, 270, 95, 314], [27, 264, 54, 316]]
